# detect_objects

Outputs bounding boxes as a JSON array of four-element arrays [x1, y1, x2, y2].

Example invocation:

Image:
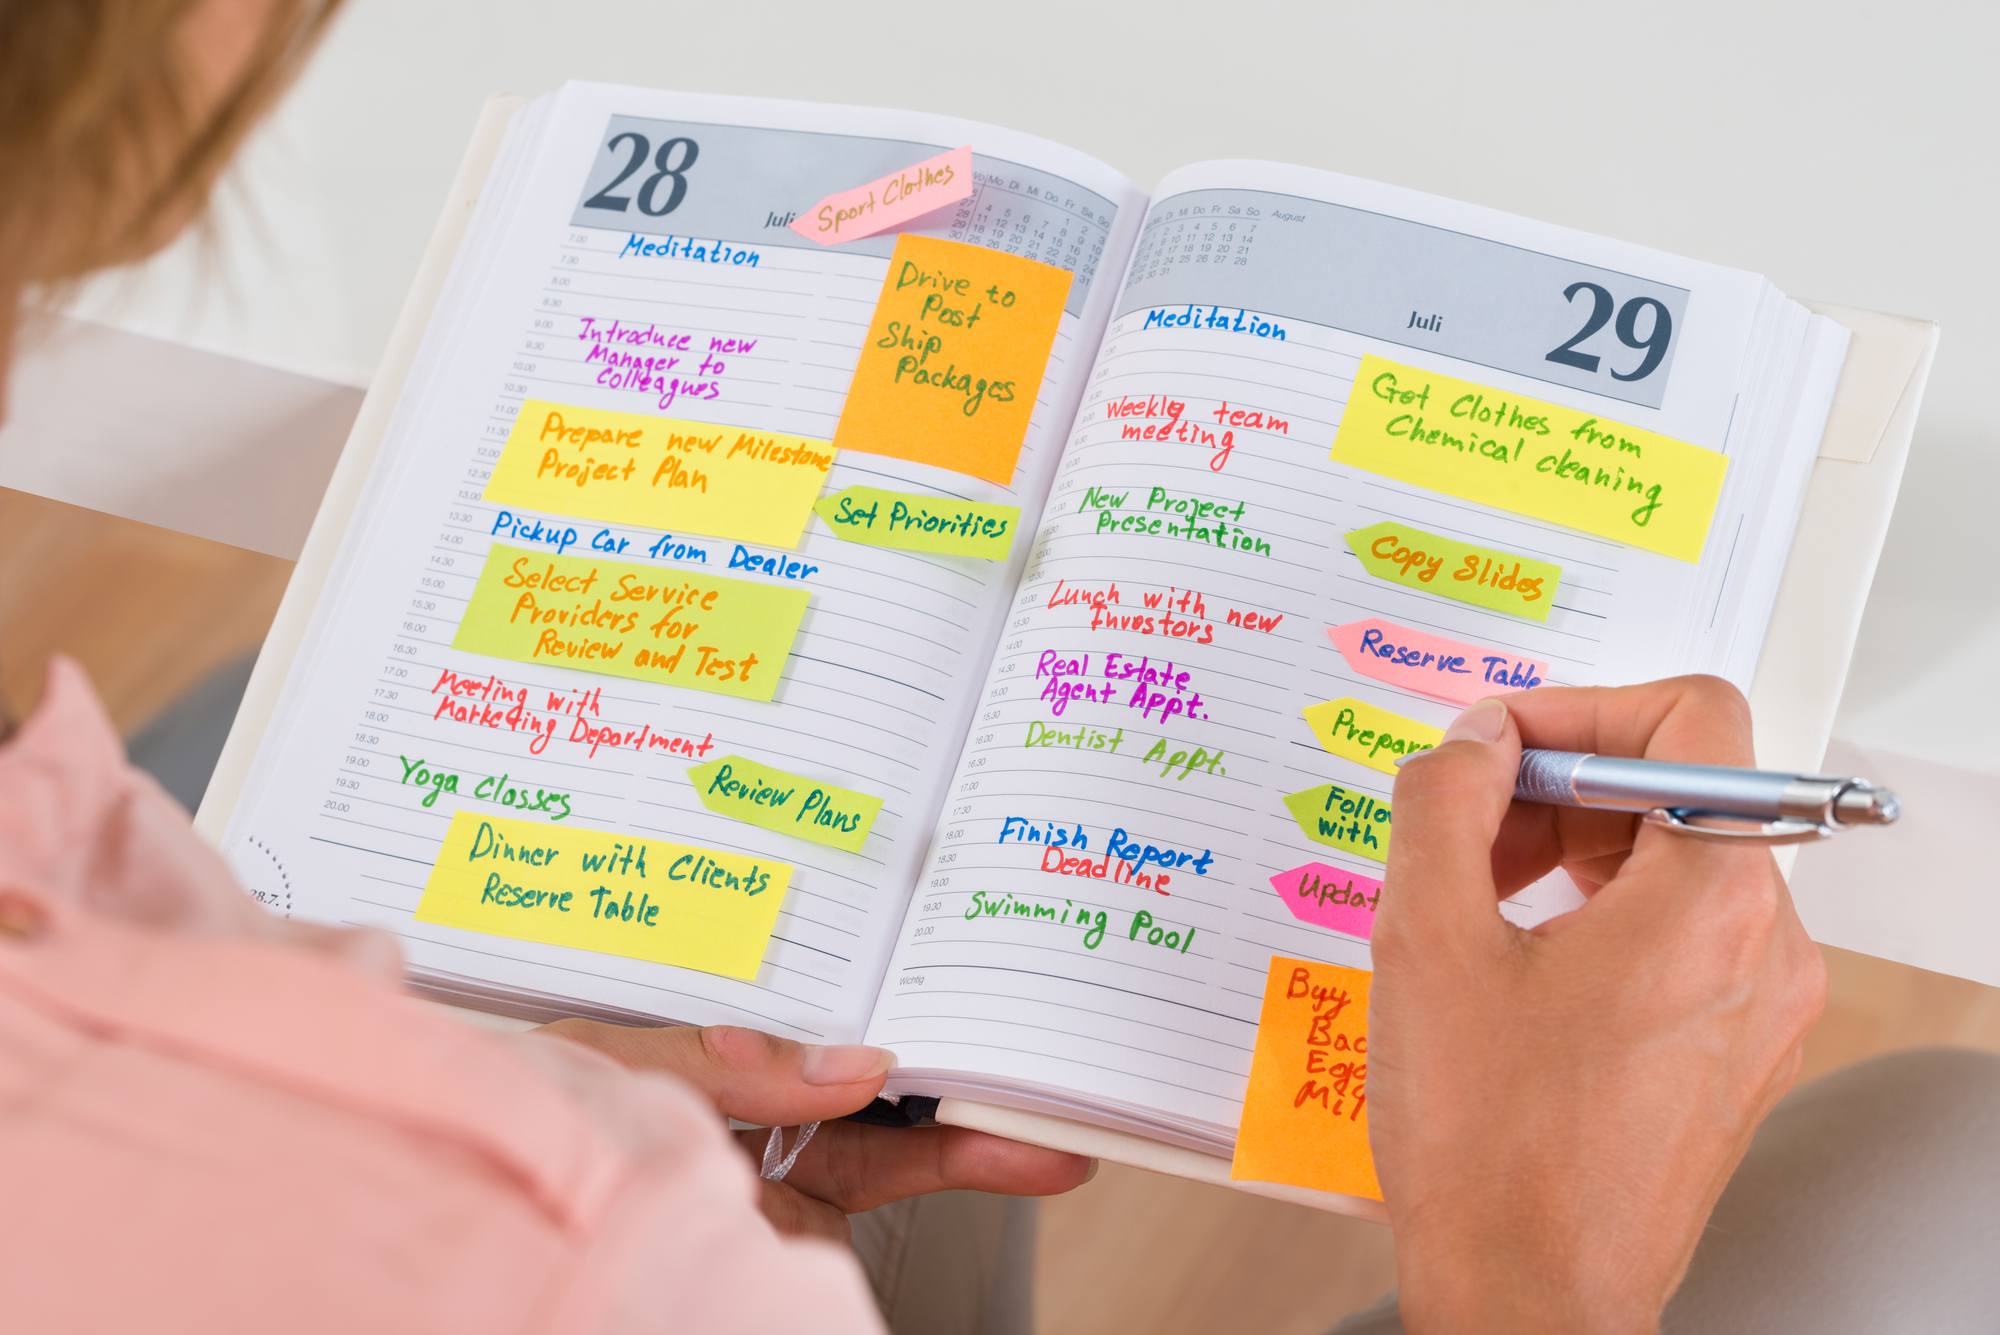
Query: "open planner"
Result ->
[[202, 82, 1857, 1212]]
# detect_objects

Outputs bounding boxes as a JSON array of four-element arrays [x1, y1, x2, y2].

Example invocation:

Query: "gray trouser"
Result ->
[[851, 1190, 1039, 1335], [1335, 1047, 2000, 1333]]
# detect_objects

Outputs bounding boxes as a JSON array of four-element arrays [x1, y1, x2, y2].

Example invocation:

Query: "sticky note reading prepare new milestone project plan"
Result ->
[[1232, 956, 1380, 1201]]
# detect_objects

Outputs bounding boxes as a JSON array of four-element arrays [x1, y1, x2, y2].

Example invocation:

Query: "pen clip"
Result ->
[[1642, 808, 1835, 846]]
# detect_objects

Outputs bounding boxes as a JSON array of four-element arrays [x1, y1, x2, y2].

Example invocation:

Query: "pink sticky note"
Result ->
[[1269, 863, 1383, 939], [1328, 619, 1547, 706], [790, 146, 973, 246]]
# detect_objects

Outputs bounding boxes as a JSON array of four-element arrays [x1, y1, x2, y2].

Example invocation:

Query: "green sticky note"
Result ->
[[1283, 784, 1392, 863], [687, 754, 884, 854], [1344, 520, 1562, 621], [812, 485, 1021, 560]]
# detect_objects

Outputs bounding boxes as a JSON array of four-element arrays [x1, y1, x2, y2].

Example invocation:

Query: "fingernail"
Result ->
[[800, 1044, 896, 1085], [1084, 1157, 1101, 1183], [1442, 697, 1508, 745]]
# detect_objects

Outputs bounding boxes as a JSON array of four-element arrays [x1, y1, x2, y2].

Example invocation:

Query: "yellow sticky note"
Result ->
[[1303, 698, 1444, 776], [413, 811, 791, 979], [1345, 520, 1562, 621], [687, 754, 884, 854], [484, 401, 834, 549], [1331, 354, 1728, 562], [1231, 956, 1379, 1200], [453, 544, 808, 702], [831, 235, 1070, 485]]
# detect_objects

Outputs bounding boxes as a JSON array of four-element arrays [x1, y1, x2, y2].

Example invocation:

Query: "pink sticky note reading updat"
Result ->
[[790, 146, 973, 246], [1328, 618, 1547, 706], [1269, 862, 1384, 940]]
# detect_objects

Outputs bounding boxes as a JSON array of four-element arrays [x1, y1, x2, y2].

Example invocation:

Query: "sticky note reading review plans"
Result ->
[[484, 401, 833, 549], [1331, 354, 1728, 562], [790, 145, 972, 245], [1303, 698, 1443, 776], [454, 545, 808, 702], [831, 234, 1069, 485], [1231, 956, 1379, 1201], [1270, 863, 1384, 940], [1284, 784, 1391, 863], [1328, 619, 1547, 705], [688, 755, 884, 855], [1345, 520, 1562, 621], [812, 485, 1021, 561], [414, 811, 791, 979]]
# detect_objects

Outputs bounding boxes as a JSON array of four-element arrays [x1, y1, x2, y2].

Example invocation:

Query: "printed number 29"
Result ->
[[1546, 282, 1673, 383], [584, 133, 700, 217]]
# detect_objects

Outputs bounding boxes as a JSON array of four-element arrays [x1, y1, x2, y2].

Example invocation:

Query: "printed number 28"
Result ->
[[1546, 282, 1673, 383], [584, 133, 700, 217]]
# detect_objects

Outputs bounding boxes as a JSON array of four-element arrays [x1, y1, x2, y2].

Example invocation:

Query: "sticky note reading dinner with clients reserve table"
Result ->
[[414, 811, 792, 979], [1232, 956, 1380, 1201], [1331, 354, 1728, 562], [831, 234, 1070, 486]]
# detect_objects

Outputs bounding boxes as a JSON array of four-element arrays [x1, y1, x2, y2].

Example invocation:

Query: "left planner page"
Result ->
[[217, 83, 1146, 1042]]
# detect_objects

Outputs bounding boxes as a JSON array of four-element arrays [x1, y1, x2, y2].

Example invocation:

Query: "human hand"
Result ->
[[1368, 678, 1826, 1334], [541, 1020, 1092, 1243]]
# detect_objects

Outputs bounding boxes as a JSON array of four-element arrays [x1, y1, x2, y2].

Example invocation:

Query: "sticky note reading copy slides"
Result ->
[[832, 234, 1069, 485], [414, 811, 791, 979], [454, 545, 808, 702], [1283, 784, 1392, 863], [687, 755, 884, 855], [1331, 354, 1728, 562], [813, 485, 1021, 560], [1303, 697, 1443, 776], [484, 401, 833, 549], [1345, 520, 1562, 621], [1328, 619, 1547, 705], [791, 145, 973, 245], [1269, 863, 1384, 940], [1231, 956, 1380, 1201]]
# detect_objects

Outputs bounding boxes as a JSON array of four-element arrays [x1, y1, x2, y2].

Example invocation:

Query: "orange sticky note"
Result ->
[[830, 234, 1069, 485], [1230, 955, 1380, 1201]]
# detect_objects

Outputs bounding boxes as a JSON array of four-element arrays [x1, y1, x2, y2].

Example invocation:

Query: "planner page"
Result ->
[[867, 160, 1844, 1150], [218, 83, 1146, 1043]]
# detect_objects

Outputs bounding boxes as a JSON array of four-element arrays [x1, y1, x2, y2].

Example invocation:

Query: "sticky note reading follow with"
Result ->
[[1270, 863, 1384, 940], [832, 234, 1070, 486], [1283, 784, 1392, 863], [813, 485, 1021, 560], [687, 755, 884, 855], [454, 545, 808, 703], [1345, 520, 1562, 622], [790, 145, 973, 245], [484, 401, 833, 549], [1303, 697, 1444, 776], [1331, 353, 1728, 562], [1328, 619, 1547, 706], [1232, 956, 1379, 1201], [414, 811, 792, 979]]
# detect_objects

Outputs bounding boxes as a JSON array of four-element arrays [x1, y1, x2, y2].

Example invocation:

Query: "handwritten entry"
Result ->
[[1269, 863, 1384, 940], [1283, 783, 1392, 863], [1345, 520, 1562, 621], [1328, 619, 1547, 705], [812, 484, 1021, 560], [1231, 956, 1380, 1201], [687, 754, 884, 855], [1302, 697, 1443, 776]]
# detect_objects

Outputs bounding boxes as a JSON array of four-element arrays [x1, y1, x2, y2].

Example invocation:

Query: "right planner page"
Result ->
[[863, 160, 1846, 1152]]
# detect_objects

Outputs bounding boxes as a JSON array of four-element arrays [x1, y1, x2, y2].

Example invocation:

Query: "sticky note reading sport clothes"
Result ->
[[1344, 520, 1562, 622], [790, 145, 973, 245], [1302, 697, 1444, 776], [1269, 863, 1384, 941], [686, 755, 884, 855], [414, 811, 791, 979], [1232, 956, 1380, 1202], [831, 234, 1069, 485], [812, 485, 1021, 560], [1327, 620, 1547, 706], [485, 401, 833, 549], [1330, 354, 1728, 562], [453, 545, 808, 703]]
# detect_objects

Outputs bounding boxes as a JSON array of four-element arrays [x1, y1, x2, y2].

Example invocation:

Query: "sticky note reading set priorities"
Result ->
[[1303, 697, 1443, 776], [813, 485, 1021, 560], [1345, 520, 1562, 621], [454, 544, 808, 702], [1331, 354, 1727, 562], [688, 754, 884, 855], [1328, 619, 1547, 705], [1231, 956, 1380, 1201], [832, 234, 1069, 485], [414, 811, 791, 979]]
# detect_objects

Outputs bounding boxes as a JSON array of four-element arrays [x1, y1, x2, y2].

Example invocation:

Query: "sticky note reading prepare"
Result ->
[[687, 755, 883, 854], [831, 234, 1069, 485], [1345, 520, 1562, 621], [454, 545, 808, 702], [791, 145, 973, 245], [414, 811, 790, 979], [1328, 619, 1547, 705], [1331, 354, 1728, 562], [1231, 956, 1379, 1201], [1303, 698, 1444, 776], [485, 401, 833, 549], [1283, 784, 1391, 863], [1269, 863, 1384, 940], [813, 485, 1020, 560]]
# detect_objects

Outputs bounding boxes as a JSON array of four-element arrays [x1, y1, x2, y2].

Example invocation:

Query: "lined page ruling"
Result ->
[[218, 85, 1145, 1042]]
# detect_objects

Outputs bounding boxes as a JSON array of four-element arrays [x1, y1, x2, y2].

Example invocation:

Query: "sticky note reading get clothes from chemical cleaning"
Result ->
[[1303, 698, 1444, 776], [1269, 863, 1384, 940], [1331, 354, 1728, 562], [812, 485, 1021, 560], [1283, 784, 1392, 863], [687, 755, 883, 855], [454, 545, 808, 702], [1232, 956, 1380, 1201], [1345, 521, 1562, 621], [485, 401, 833, 549], [790, 145, 973, 245], [1328, 620, 1547, 705], [414, 811, 791, 979], [831, 234, 1070, 485]]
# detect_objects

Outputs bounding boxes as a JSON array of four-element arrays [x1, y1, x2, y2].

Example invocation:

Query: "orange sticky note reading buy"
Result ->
[[1230, 955, 1380, 1201]]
